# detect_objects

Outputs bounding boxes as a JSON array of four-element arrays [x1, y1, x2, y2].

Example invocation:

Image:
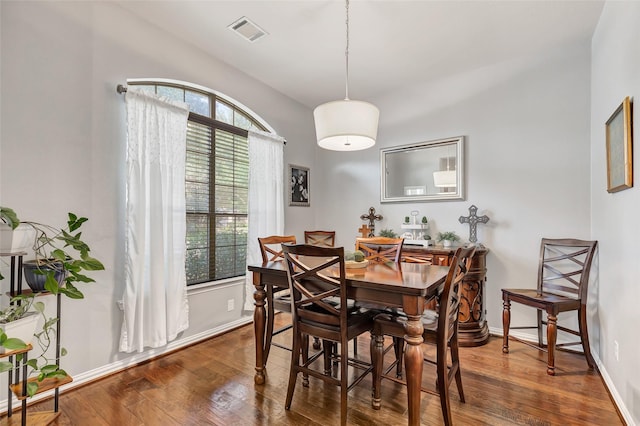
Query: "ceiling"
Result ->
[[117, 1, 604, 110]]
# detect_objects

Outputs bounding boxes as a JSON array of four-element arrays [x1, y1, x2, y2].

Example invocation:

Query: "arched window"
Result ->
[[129, 80, 269, 285]]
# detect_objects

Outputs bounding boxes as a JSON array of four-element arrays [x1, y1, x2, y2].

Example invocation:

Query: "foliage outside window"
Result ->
[[130, 82, 266, 285]]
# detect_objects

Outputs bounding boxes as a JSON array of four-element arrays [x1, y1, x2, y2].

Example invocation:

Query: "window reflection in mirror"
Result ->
[[380, 136, 465, 202]]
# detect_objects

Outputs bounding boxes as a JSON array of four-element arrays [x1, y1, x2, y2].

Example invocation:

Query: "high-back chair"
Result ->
[[282, 244, 374, 426], [304, 230, 336, 247], [355, 237, 404, 263], [370, 246, 476, 426], [502, 238, 598, 375], [257, 235, 297, 356]]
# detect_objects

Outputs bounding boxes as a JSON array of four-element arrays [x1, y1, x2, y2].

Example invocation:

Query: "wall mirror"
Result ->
[[380, 136, 465, 203]]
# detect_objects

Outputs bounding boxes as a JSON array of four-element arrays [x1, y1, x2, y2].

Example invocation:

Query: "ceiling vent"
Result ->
[[228, 16, 268, 43]]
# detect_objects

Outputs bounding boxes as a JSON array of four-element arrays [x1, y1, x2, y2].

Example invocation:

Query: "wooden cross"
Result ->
[[458, 205, 489, 244], [358, 224, 371, 238], [360, 207, 383, 237]]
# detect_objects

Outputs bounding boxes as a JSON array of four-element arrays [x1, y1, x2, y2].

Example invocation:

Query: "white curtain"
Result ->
[[120, 89, 190, 353], [243, 129, 285, 311]]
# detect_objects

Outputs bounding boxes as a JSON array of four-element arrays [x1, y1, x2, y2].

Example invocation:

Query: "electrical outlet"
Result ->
[[614, 340, 619, 361], [227, 298, 235, 312]]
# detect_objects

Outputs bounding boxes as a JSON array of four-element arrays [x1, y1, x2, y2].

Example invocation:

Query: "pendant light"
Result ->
[[313, 0, 379, 151]]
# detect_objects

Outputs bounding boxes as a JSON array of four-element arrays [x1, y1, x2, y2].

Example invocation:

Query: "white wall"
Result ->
[[591, 2, 640, 424], [315, 42, 593, 344], [0, 0, 316, 406]]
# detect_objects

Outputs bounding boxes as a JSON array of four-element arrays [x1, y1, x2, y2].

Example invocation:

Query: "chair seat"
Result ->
[[373, 309, 439, 337], [502, 288, 581, 313], [273, 292, 293, 312]]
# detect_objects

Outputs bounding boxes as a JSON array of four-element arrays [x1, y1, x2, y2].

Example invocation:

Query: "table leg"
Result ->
[[253, 272, 267, 385], [403, 296, 425, 426]]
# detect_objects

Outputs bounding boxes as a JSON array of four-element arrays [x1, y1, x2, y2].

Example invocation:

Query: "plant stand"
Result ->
[[0, 252, 71, 426]]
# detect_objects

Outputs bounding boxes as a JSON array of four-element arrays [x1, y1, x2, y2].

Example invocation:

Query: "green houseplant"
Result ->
[[0, 208, 105, 396], [437, 231, 460, 247], [379, 228, 398, 238]]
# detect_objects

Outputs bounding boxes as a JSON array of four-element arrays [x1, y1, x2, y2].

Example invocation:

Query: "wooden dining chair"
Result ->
[[304, 230, 336, 247], [370, 246, 476, 426], [257, 235, 297, 357], [355, 237, 404, 263], [502, 238, 598, 375], [282, 244, 374, 426]]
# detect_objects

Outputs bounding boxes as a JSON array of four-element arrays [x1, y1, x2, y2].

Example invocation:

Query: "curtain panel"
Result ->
[[120, 89, 190, 353], [243, 129, 285, 311]]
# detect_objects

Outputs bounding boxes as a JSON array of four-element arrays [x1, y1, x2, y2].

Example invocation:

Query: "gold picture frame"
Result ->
[[606, 96, 633, 193]]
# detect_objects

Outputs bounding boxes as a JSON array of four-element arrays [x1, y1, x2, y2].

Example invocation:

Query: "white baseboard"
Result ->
[[0, 316, 253, 414]]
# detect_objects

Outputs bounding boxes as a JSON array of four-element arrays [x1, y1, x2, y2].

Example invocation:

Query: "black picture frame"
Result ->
[[289, 164, 310, 206]]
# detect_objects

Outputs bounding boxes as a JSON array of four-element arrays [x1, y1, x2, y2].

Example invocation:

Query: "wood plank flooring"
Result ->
[[19, 314, 622, 425]]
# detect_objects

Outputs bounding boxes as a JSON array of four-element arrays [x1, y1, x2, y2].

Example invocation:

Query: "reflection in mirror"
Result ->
[[380, 136, 465, 202]]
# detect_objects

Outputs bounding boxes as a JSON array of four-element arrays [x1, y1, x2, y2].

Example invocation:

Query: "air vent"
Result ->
[[228, 16, 268, 43]]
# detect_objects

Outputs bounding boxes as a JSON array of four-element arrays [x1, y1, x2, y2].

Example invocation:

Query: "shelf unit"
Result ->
[[1, 252, 70, 426], [399, 223, 429, 241]]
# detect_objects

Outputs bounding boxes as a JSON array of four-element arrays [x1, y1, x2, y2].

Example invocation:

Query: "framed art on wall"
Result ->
[[289, 164, 310, 206], [606, 96, 633, 193]]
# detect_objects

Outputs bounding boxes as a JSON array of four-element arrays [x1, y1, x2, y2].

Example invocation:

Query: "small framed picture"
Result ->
[[289, 164, 310, 207], [606, 96, 633, 193]]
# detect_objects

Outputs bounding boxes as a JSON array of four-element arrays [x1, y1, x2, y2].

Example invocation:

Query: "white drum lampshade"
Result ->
[[433, 170, 457, 188], [314, 99, 379, 151]]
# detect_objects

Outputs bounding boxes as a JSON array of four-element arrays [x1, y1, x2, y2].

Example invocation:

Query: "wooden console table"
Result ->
[[402, 244, 490, 346]]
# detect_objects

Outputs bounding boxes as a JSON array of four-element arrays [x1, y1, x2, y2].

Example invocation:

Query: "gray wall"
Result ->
[[0, 0, 315, 406], [0, 1, 637, 423], [591, 2, 640, 423]]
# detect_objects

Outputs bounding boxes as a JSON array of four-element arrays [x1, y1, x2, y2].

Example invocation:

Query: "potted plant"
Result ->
[[437, 231, 460, 247], [403, 216, 410, 224], [0, 209, 104, 397], [0, 295, 40, 354], [21, 213, 104, 297], [0, 206, 36, 258], [379, 229, 398, 238]]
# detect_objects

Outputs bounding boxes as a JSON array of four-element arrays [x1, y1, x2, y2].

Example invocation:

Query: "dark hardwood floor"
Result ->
[[20, 314, 622, 425]]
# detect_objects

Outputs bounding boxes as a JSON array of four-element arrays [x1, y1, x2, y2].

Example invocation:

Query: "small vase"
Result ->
[[23, 260, 67, 293], [443, 240, 452, 247]]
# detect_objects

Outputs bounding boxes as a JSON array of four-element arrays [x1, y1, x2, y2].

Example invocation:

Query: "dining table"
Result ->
[[248, 259, 450, 426]]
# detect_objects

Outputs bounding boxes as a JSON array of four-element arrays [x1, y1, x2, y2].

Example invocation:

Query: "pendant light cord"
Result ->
[[344, 0, 350, 101]]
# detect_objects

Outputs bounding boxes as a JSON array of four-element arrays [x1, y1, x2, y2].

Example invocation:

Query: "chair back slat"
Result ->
[[538, 239, 597, 299], [304, 230, 336, 247], [258, 235, 297, 262], [355, 237, 404, 263], [283, 244, 347, 329]]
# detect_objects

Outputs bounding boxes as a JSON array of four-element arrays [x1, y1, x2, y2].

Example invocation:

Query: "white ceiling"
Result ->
[[117, 0, 604, 110]]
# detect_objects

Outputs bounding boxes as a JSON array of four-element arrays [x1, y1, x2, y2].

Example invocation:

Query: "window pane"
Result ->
[[186, 90, 210, 117], [158, 86, 184, 102], [215, 101, 233, 125], [234, 111, 251, 130], [186, 214, 210, 284]]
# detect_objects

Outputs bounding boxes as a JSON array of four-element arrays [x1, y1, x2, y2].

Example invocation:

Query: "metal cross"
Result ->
[[458, 205, 489, 244], [360, 207, 383, 237]]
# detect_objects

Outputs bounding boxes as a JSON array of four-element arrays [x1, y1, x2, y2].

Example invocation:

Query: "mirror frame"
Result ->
[[380, 136, 465, 203]]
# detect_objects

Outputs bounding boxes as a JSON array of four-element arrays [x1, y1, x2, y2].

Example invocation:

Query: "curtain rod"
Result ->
[[116, 83, 286, 145]]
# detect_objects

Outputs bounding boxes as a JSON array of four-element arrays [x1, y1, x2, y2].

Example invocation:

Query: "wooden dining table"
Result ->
[[248, 259, 450, 426]]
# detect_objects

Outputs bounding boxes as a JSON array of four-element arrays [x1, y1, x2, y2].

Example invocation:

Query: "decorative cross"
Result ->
[[358, 224, 371, 238], [458, 205, 490, 244], [360, 207, 383, 237]]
